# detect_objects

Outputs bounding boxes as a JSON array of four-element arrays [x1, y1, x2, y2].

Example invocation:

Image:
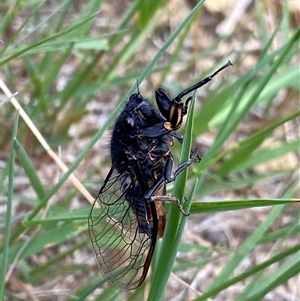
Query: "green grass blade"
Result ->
[[148, 69, 197, 300], [1, 11, 99, 64], [208, 205, 286, 290], [0, 114, 19, 300], [193, 244, 300, 301], [14, 139, 46, 200]]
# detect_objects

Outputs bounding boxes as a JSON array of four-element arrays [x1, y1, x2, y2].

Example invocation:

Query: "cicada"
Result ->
[[88, 61, 232, 290]]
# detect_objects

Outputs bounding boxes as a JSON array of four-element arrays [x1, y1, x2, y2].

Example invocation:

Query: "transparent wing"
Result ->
[[88, 167, 155, 290]]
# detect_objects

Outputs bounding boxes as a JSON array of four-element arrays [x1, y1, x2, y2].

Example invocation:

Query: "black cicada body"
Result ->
[[88, 61, 232, 290]]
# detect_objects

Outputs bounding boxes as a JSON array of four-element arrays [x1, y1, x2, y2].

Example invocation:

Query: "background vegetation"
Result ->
[[1, 0, 299, 300]]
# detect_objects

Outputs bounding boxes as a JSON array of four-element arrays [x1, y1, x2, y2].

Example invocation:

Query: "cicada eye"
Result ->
[[123, 117, 135, 130], [155, 88, 184, 130], [168, 102, 184, 129]]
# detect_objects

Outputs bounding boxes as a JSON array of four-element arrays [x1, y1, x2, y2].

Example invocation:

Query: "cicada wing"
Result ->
[[88, 167, 154, 290]]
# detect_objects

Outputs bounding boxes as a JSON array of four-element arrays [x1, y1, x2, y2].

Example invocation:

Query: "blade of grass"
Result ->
[[193, 244, 300, 301], [207, 204, 286, 290], [0, 114, 19, 299], [14, 139, 46, 200], [205, 181, 298, 294], [1, 223, 85, 266], [189, 199, 299, 214], [70, 279, 118, 301], [210, 109, 300, 175], [148, 78, 197, 300], [240, 251, 300, 301], [30, 239, 89, 277], [1, 11, 99, 65], [202, 26, 300, 167]]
